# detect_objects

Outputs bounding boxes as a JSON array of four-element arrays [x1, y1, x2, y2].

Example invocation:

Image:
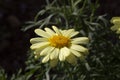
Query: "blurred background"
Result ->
[[0, 0, 120, 75]]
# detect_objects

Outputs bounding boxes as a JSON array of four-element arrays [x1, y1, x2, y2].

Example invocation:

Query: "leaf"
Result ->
[[73, 0, 82, 8]]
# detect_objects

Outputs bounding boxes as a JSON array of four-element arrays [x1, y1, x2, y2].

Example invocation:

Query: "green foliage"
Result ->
[[22, 0, 99, 31], [0, 67, 7, 80], [1, 0, 120, 80]]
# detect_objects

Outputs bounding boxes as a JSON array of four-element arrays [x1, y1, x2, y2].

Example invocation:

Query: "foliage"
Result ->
[[22, 0, 100, 31], [1, 0, 120, 80], [0, 67, 7, 80]]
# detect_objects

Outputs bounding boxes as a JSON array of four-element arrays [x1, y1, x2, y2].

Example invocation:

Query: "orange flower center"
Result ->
[[49, 35, 71, 48]]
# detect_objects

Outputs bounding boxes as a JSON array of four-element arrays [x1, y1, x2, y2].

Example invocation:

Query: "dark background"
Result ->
[[0, 0, 120, 75]]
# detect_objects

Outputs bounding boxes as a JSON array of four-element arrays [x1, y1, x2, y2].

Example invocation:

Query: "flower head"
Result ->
[[30, 26, 89, 67], [110, 17, 120, 34]]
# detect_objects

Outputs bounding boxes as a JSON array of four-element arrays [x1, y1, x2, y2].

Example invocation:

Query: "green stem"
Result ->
[[45, 67, 51, 80], [80, 0, 87, 14]]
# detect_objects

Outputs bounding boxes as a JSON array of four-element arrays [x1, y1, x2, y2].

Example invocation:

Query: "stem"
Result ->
[[45, 67, 51, 80], [80, 0, 87, 13]]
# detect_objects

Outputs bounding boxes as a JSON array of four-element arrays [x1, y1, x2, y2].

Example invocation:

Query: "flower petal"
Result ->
[[42, 54, 50, 63], [66, 54, 77, 65], [116, 28, 120, 34], [71, 37, 89, 44], [30, 42, 49, 49], [63, 29, 74, 37], [50, 48, 59, 60], [30, 37, 47, 44], [35, 29, 50, 38], [40, 46, 54, 56], [59, 47, 70, 61], [111, 17, 120, 24], [52, 26, 62, 35], [61, 47, 70, 57], [70, 31, 79, 38], [59, 52, 65, 61], [33, 46, 45, 59], [45, 28, 55, 36], [111, 25, 120, 31], [70, 49, 82, 57], [50, 59, 58, 67], [70, 44, 88, 53]]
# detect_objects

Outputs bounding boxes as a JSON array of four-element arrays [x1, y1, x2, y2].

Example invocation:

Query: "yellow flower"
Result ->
[[110, 17, 120, 34], [30, 26, 89, 67]]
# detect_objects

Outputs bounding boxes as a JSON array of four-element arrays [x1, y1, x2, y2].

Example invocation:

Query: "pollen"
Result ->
[[49, 35, 71, 48]]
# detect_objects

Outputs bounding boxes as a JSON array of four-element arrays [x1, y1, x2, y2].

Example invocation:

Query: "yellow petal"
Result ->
[[30, 42, 49, 49], [59, 47, 70, 61], [33, 46, 45, 59], [116, 28, 120, 34], [111, 25, 120, 31], [71, 37, 89, 44], [52, 26, 62, 35], [40, 46, 54, 56], [111, 17, 120, 24], [63, 29, 74, 37], [70, 31, 79, 38], [70, 49, 82, 57], [50, 59, 58, 67], [61, 47, 70, 57], [42, 54, 50, 63], [66, 54, 77, 65], [70, 44, 88, 53], [30, 37, 47, 44], [50, 48, 59, 60], [35, 29, 50, 38], [59, 50, 65, 61], [45, 28, 55, 36]]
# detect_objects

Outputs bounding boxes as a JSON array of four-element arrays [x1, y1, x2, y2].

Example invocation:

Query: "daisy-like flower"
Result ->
[[30, 26, 89, 67], [110, 17, 120, 34]]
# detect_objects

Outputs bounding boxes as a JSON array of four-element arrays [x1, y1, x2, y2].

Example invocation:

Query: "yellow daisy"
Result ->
[[30, 26, 89, 67], [110, 17, 120, 34]]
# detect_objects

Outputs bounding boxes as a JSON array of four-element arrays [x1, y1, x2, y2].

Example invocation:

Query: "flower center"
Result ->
[[49, 35, 71, 48]]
